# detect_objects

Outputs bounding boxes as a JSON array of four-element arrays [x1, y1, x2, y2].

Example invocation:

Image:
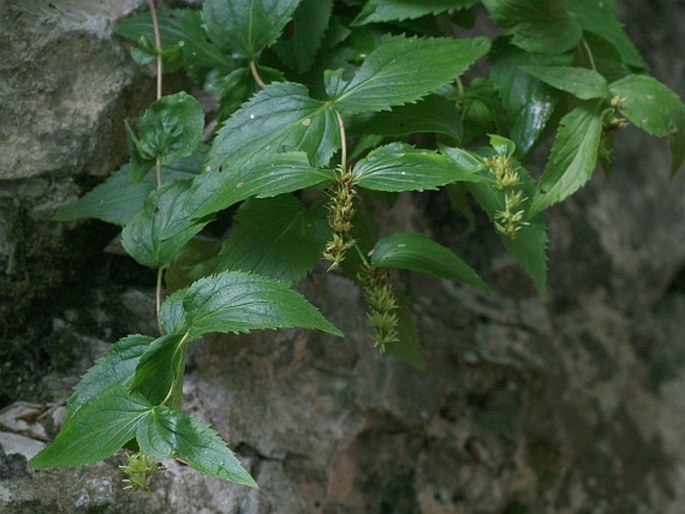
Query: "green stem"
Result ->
[[250, 59, 266, 89], [582, 38, 597, 73], [353, 241, 370, 267], [155, 267, 165, 335], [335, 109, 348, 172], [147, 0, 163, 100]]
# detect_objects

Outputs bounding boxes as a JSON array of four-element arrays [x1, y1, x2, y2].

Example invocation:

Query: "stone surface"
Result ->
[[2, 0, 685, 513]]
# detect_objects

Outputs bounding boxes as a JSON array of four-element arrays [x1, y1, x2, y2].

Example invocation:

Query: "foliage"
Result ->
[[37, 0, 685, 489]]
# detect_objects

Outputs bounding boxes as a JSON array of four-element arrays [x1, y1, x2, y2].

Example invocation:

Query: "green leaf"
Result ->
[[488, 39, 569, 155], [54, 149, 204, 226], [215, 195, 330, 285], [189, 152, 332, 220], [482, 0, 582, 54], [273, 0, 333, 73], [202, 0, 302, 58], [442, 147, 549, 293], [115, 9, 234, 81], [348, 95, 463, 141], [137, 92, 205, 165], [65, 335, 153, 423], [122, 180, 211, 269], [177, 270, 342, 339], [330, 34, 490, 115], [166, 237, 222, 292], [206, 82, 340, 169], [609, 74, 685, 175], [568, 0, 647, 70], [521, 65, 610, 100], [352, 143, 486, 192], [30, 387, 151, 468], [529, 101, 604, 216], [131, 334, 186, 405], [137, 406, 257, 487], [488, 134, 516, 157], [352, 0, 478, 25], [370, 231, 487, 290]]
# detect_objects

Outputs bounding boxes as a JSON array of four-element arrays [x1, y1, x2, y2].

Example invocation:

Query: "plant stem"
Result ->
[[156, 267, 165, 335], [582, 38, 597, 73], [147, 0, 163, 101], [336, 109, 348, 172], [250, 59, 266, 89], [353, 241, 370, 267]]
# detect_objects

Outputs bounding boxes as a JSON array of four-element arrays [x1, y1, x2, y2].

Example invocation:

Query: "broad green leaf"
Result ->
[[488, 134, 516, 157], [178, 271, 342, 339], [54, 149, 205, 226], [384, 292, 426, 371], [122, 180, 211, 269], [215, 66, 285, 121], [189, 152, 332, 220], [215, 195, 330, 285], [576, 32, 630, 84], [352, 143, 486, 192], [30, 387, 151, 468], [137, 406, 257, 487], [521, 66, 610, 100], [442, 147, 548, 293], [65, 335, 153, 423], [115, 9, 234, 81], [206, 82, 340, 169], [489, 39, 569, 155], [482, 0, 582, 54], [568, 0, 647, 70], [348, 95, 463, 141], [159, 288, 187, 336], [609, 75, 685, 175], [273, 0, 333, 73], [131, 334, 186, 405], [439, 145, 489, 174], [202, 0, 302, 58], [370, 231, 487, 290], [352, 0, 478, 25], [166, 237, 222, 292], [330, 34, 490, 115], [137, 92, 205, 165], [529, 101, 604, 216], [125, 119, 155, 181]]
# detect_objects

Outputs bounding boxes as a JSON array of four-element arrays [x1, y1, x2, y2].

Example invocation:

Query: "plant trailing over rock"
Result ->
[[29, 0, 685, 489]]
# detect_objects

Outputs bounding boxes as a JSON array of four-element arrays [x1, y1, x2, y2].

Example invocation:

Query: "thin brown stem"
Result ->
[[148, 0, 163, 100], [249, 59, 266, 89]]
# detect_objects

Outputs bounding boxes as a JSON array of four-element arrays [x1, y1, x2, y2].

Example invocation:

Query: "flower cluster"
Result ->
[[323, 171, 357, 270], [485, 153, 528, 239], [359, 265, 399, 351], [119, 452, 163, 492]]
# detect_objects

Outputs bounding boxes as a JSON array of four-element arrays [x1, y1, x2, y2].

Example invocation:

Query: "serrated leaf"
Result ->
[[568, 0, 647, 70], [131, 334, 186, 405], [207, 82, 340, 169], [137, 92, 204, 165], [273, 0, 333, 73], [30, 387, 151, 468], [166, 237, 222, 292], [444, 147, 548, 293], [202, 0, 302, 58], [65, 335, 153, 423], [489, 39, 569, 155], [576, 32, 630, 84], [179, 271, 342, 339], [352, 0, 478, 25], [215, 195, 329, 285], [122, 180, 211, 269], [529, 101, 603, 216], [137, 406, 257, 487], [482, 0, 582, 54], [54, 149, 205, 226], [521, 66, 610, 100], [160, 288, 187, 335], [348, 95, 463, 141], [189, 152, 332, 220], [370, 231, 487, 290], [115, 9, 234, 81], [330, 34, 490, 115], [609, 74, 685, 175], [352, 143, 486, 192]]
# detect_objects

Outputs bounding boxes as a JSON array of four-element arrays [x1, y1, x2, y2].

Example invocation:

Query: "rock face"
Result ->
[[2, 1, 685, 513]]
